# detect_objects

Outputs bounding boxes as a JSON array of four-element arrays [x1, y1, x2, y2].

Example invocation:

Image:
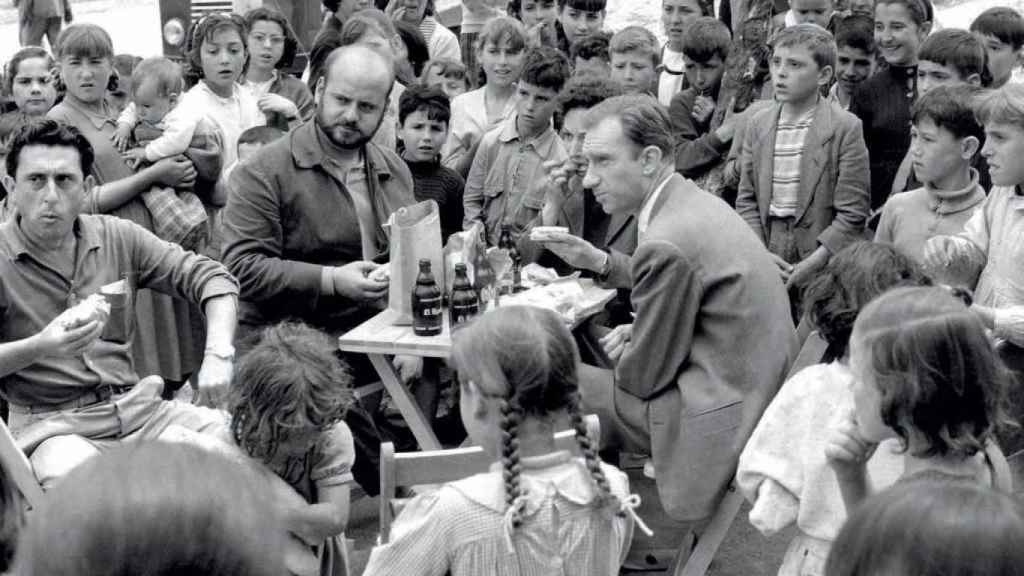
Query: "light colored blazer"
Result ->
[[614, 174, 797, 521], [736, 98, 870, 259]]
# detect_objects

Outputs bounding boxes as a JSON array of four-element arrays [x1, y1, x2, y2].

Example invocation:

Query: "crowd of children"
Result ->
[[2, 0, 1024, 574]]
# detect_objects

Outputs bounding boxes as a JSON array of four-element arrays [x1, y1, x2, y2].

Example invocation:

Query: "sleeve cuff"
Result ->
[[321, 266, 335, 297], [199, 277, 240, 303], [993, 307, 1024, 347]]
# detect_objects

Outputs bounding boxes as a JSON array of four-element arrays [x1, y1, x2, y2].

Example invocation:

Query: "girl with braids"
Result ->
[[226, 321, 356, 576], [363, 306, 647, 576]]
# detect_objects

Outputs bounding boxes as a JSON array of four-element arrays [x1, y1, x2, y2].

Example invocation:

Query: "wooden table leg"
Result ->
[[367, 354, 442, 451]]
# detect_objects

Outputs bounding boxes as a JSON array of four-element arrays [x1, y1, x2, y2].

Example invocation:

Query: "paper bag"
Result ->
[[387, 200, 444, 325]]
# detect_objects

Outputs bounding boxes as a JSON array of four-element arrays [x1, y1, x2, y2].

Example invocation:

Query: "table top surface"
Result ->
[[338, 280, 616, 358]]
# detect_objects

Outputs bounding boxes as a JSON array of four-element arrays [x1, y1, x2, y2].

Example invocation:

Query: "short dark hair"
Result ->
[[919, 28, 990, 86], [244, 7, 300, 70], [583, 94, 675, 157], [557, 0, 606, 11], [55, 23, 114, 61], [827, 478, 1024, 576], [553, 76, 622, 130], [772, 23, 837, 71], [804, 241, 930, 361], [834, 13, 876, 54], [569, 31, 611, 62], [970, 6, 1024, 51], [912, 84, 986, 143], [5, 118, 94, 179], [874, 0, 933, 28], [521, 46, 572, 92], [238, 125, 286, 148], [681, 16, 732, 63], [399, 84, 451, 125], [339, 9, 397, 46], [394, 19, 430, 78]]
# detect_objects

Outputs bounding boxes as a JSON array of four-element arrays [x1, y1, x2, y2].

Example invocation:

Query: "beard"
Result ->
[[315, 108, 384, 150]]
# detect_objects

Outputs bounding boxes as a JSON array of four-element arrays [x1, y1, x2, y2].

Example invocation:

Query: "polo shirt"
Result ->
[[0, 214, 238, 407]]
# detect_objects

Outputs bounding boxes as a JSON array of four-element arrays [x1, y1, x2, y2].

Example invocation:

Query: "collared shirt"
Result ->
[[0, 215, 238, 407], [463, 114, 567, 245], [658, 46, 687, 107], [638, 173, 674, 240]]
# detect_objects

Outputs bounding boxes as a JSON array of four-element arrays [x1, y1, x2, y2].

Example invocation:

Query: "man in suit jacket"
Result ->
[[735, 95, 870, 290], [546, 94, 797, 522]]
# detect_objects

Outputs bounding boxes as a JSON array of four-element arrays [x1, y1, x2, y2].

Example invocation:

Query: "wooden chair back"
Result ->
[[379, 414, 600, 543]]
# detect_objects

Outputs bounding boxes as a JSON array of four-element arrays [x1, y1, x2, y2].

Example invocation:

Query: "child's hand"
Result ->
[[600, 323, 633, 364], [122, 147, 147, 170], [111, 123, 133, 153], [922, 236, 959, 270], [692, 95, 716, 125], [825, 414, 877, 477], [258, 94, 299, 120]]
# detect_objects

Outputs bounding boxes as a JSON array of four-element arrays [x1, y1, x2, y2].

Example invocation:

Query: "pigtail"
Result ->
[[566, 390, 619, 513], [500, 396, 526, 529]]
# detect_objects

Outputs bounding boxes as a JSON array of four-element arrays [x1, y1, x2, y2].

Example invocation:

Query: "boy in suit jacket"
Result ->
[[736, 24, 870, 294]]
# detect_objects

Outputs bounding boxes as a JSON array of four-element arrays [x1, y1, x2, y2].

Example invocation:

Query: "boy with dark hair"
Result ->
[[876, 85, 986, 264], [569, 32, 611, 79], [668, 17, 735, 181], [659, 0, 714, 106], [608, 26, 661, 95], [463, 46, 571, 246], [398, 84, 465, 239], [970, 7, 1024, 89], [736, 24, 870, 300], [831, 14, 876, 109], [891, 28, 990, 195], [555, 0, 606, 55]]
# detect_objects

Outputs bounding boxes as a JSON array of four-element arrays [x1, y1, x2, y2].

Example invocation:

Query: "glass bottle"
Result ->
[[450, 263, 479, 329], [411, 259, 442, 336]]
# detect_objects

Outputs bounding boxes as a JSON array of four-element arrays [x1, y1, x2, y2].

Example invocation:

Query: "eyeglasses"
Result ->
[[250, 33, 286, 47]]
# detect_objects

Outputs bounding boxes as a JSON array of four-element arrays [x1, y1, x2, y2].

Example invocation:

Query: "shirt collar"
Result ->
[[2, 215, 102, 261], [638, 172, 675, 238], [924, 168, 987, 215], [498, 114, 560, 158], [290, 121, 394, 181], [61, 98, 118, 131]]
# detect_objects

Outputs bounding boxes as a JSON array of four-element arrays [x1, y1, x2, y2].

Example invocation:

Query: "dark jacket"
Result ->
[[668, 85, 730, 180], [265, 73, 315, 131]]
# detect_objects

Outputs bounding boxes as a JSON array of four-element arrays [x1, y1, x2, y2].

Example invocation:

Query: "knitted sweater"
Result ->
[[405, 157, 466, 240], [849, 64, 917, 210]]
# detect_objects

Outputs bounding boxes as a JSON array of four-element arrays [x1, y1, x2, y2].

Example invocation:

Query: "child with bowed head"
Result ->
[[362, 306, 646, 576]]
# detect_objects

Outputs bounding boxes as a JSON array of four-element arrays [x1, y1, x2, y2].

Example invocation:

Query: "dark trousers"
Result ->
[[20, 16, 61, 48]]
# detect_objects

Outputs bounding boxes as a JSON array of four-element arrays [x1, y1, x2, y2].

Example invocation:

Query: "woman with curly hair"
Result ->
[[737, 241, 930, 576], [227, 322, 356, 576]]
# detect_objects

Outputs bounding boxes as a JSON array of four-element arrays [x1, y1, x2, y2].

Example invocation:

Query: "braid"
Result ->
[[567, 390, 622, 515], [500, 396, 526, 529]]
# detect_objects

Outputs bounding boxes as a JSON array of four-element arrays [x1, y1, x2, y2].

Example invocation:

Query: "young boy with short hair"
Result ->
[[668, 17, 733, 181], [891, 28, 990, 195], [736, 24, 870, 295], [659, 0, 713, 106], [830, 14, 875, 109], [875, 85, 987, 263], [420, 58, 470, 101], [923, 84, 1024, 346], [569, 32, 612, 79], [463, 46, 571, 246], [608, 26, 661, 95], [398, 84, 466, 240], [970, 7, 1024, 89], [555, 0, 606, 55]]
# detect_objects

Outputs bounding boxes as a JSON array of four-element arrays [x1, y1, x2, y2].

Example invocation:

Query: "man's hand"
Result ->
[[195, 354, 233, 408], [36, 314, 104, 358], [151, 155, 197, 188], [535, 231, 606, 273], [692, 95, 716, 125], [112, 123, 133, 152], [600, 323, 633, 364], [330, 261, 389, 302], [258, 94, 299, 119]]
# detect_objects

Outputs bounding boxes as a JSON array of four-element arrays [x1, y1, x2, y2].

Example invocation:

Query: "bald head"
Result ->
[[322, 43, 396, 90], [315, 45, 396, 150]]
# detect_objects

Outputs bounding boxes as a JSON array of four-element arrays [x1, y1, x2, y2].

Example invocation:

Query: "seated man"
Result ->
[[0, 119, 238, 487], [550, 95, 797, 522]]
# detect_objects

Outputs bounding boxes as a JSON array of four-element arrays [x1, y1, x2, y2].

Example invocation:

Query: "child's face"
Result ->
[[849, 334, 895, 443], [662, 0, 704, 50], [521, 0, 558, 28], [770, 45, 831, 104], [981, 121, 1024, 187], [610, 50, 657, 95], [479, 39, 525, 89], [975, 33, 1022, 89], [424, 67, 468, 100], [133, 80, 177, 125], [790, 0, 833, 29], [60, 53, 113, 105], [910, 117, 972, 189], [559, 107, 587, 163], [515, 81, 560, 135], [11, 56, 57, 116], [237, 141, 264, 162], [559, 5, 605, 44], [874, 3, 929, 66], [835, 45, 875, 96], [917, 59, 974, 95], [248, 19, 286, 72], [573, 56, 610, 79], [200, 27, 246, 96], [848, 0, 873, 17], [683, 53, 726, 95], [400, 109, 449, 162]]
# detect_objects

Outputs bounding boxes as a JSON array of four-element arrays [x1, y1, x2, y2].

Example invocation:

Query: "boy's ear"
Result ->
[[960, 135, 980, 160], [818, 64, 835, 87]]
